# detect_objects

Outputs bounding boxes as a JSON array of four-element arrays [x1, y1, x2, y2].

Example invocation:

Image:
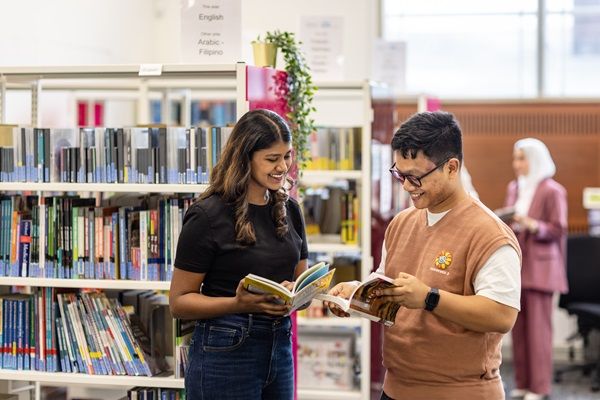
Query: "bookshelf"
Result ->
[[0, 64, 250, 400], [0, 67, 374, 400], [297, 81, 373, 400]]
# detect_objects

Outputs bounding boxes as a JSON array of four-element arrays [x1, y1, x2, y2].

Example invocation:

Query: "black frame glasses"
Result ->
[[389, 157, 451, 187]]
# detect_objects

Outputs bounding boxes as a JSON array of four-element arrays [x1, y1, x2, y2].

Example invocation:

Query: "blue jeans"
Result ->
[[185, 313, 293, 400]]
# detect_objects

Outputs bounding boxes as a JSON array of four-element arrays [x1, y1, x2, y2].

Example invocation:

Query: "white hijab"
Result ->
[[514, 138, 556, 216]]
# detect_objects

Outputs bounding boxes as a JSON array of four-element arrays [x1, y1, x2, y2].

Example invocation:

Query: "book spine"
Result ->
[[140, 211, 148, 281], [55, 317, 69, 372], [102, 305, 135, 375], [16, 299, 24, 370], [92, 294, 126, 375], [18, 220, 32, 277], [113, 302, 151, 376], [56, 294, 79, 373], [24, 297, 31, 370], [76, 301, 103, 375], [28, 296, 35, 370]]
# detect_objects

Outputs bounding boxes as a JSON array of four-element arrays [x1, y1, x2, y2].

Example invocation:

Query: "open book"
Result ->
[[317, 272, 401, 326], [494, 206, 516, 223], [242, 261, 334, 315]]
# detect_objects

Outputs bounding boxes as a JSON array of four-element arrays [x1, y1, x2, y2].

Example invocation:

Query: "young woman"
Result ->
[[169, 109, 308, 399], [505, 138, 568, 400]]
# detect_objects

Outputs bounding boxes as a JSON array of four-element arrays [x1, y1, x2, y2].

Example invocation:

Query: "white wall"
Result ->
[[152, 0, 376, 80], [1, 0, 376, 73], [0, 0, 159, 125], [0, 0, 157, 66], [1, 0, 375, 125], [240, 0, 375, 80]]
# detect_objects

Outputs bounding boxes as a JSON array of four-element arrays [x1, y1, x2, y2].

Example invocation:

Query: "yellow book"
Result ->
[[242, 261, 334, 315], [0, 125, 16, 147]]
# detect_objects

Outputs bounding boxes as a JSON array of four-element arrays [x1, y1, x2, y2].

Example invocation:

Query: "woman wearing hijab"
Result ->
[[504, 138, 568, 400]]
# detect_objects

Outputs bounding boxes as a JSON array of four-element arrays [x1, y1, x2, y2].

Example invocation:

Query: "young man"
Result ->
[[327, 111, 521, 400]]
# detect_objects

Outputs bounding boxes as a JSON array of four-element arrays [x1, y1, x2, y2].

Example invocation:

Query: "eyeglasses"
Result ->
[[389, 157, 451, 187]]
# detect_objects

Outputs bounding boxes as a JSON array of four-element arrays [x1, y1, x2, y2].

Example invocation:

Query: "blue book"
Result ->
[[1, 299, 7, 368], [10, 299, 17, 369], [45, 288, 54, 372], [16, 299, 24, 370], [18, 220, 32, 278], [55, 318, 67, 372], [23, 298, 30, 370]]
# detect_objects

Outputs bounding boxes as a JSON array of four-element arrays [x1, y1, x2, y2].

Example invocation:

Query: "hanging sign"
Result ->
[[299, 16, 344, 80], [181, 0, 242, 63], [372, 39, 406, 96]]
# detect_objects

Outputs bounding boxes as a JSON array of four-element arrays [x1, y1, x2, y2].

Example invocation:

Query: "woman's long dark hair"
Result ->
[[201, 109, 293, 245]]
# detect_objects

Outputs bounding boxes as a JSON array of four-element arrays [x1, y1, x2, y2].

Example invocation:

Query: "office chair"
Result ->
[[554, 235, 600, 392]]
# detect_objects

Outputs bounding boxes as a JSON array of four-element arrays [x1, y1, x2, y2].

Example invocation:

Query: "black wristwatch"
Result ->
[[424, 288, 440, 311]]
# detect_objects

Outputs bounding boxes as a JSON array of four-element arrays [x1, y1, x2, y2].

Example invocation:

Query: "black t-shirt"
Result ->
[[174, 194, 308, 297]]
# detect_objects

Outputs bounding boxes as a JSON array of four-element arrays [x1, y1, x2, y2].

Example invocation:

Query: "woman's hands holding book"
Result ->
[[234, 280, 291, 315]]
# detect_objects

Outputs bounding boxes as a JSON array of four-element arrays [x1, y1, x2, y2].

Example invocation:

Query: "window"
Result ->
[[545, 0, 600, 96], [382, 0, 600, 98]]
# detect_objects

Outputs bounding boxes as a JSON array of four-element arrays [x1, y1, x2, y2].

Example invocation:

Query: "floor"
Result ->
[[501, 361, 599, 400]]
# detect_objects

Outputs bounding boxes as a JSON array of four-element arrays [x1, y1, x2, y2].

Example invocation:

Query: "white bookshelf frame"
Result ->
[[0, 370, 184, 389], [297, 81, 373, 400], [0, 182, 209, 194], [0, 63, 249, 126], [0, 278, 170, 291]]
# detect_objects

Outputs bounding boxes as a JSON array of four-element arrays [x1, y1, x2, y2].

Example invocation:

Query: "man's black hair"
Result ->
[[391, 111, 463, 164]]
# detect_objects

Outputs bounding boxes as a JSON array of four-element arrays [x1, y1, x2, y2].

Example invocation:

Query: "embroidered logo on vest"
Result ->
[[434, 251, 452, 270]]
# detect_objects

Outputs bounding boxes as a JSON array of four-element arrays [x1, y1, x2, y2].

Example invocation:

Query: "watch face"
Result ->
[[425, 288, 440, 311]]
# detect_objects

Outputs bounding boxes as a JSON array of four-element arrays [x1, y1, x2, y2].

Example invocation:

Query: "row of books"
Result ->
[[117, 292, 192, 380], [0, 125, 233, 185], [174, 319, 194, 379], [149, 99, 236, 128], [119, 290, 179, 378], [305, 127, 362, 171], [303, 187, 359, 245], [0, 289, 150, 376], [0, 194, 194, 280], [126, 387, 185, 400]]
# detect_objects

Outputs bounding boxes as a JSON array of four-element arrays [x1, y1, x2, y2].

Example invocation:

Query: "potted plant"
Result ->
[[251, 36, 277, 68], [254, 30, 317, 170]]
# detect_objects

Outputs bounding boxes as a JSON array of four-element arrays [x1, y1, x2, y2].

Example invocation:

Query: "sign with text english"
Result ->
[[181, 0, 241, 63]]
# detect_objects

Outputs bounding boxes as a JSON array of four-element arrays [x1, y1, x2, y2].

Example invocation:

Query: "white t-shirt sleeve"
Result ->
[[474, 245, 521, 310], [376, 241, 386, 274]]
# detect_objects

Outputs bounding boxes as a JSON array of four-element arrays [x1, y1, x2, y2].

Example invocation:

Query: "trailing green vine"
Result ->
[[263, 30, 317, 170]]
